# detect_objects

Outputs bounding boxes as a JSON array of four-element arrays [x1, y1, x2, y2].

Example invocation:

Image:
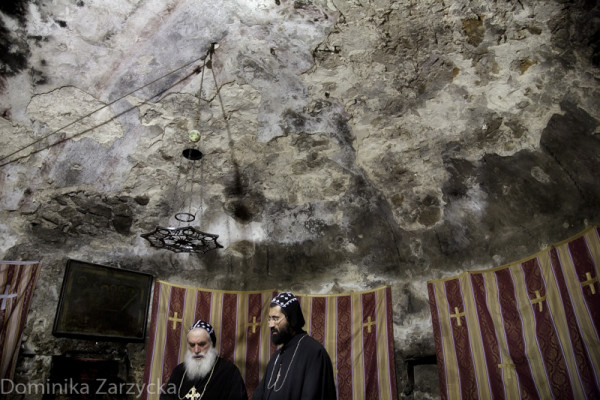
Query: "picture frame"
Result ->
[[53, 259, 154, 342]]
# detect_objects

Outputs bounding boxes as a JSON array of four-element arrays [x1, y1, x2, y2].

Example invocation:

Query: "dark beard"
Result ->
[[271, 323, 293, 345]]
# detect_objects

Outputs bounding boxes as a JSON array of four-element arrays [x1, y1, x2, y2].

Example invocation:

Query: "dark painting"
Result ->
[[53, 259, 154, 342]]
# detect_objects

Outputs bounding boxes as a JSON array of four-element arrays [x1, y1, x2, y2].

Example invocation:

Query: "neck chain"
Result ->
[[266, 334, 307, 392], [178, 358, 218, 400]]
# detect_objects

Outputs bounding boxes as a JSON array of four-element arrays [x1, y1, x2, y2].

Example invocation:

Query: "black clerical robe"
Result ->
[[160, 357, 248, 400], [253, 333, 337, 400]]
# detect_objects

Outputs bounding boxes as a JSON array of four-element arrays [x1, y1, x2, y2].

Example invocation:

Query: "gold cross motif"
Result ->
[[363, 316, 376, 333], [498, 362, 515, 379], [450, 307, 465, 327], [248, 316, 261, 333], [582, 272, 598, 295], [530, 290, 546, 312], [185, 386, 201, 400], [168, 311, 183, 330]]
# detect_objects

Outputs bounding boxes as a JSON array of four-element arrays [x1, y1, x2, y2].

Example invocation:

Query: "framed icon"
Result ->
[[53, 259, 154, 342]]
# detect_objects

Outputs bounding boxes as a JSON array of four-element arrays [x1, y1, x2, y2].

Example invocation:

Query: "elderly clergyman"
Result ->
[[253, 292, 337, 400], [160, 319, 248, 400]]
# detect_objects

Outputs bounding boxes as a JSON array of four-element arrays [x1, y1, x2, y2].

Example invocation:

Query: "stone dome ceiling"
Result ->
[[0, 0, 599, 395]]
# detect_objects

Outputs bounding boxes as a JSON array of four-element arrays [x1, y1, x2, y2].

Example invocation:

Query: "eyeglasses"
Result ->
[[267, 315, 285, 324]]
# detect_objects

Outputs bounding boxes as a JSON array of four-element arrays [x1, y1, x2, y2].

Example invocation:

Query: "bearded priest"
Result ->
[[160, 320, 248, 400], [253, 292, 337, 400]]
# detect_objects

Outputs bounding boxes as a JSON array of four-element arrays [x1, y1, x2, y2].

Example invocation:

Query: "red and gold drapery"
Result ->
[[142, 283, 397, 400], [0, 261, 41, 380], [428, 226, 600, 399]]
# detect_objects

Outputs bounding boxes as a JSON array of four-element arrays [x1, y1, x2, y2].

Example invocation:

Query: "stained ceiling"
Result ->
[[1, 0, 599, 395]]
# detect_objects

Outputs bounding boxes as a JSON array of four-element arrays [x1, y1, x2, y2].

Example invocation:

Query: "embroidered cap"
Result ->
[[271, 292, 305, 331], [272, 292, 298, 308], [189, 319, 217, 346]]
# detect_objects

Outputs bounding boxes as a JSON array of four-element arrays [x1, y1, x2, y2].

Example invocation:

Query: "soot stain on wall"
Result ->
[[0, 0, 31, 80]]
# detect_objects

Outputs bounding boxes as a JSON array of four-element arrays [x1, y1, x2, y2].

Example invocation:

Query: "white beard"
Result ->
[[184, 346, 218, 381]]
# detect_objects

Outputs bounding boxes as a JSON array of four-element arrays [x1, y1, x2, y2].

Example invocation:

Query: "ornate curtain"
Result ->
[[142, 283, 397, 400], [428, 226, 600, 399], [0, 261, 41, 380]]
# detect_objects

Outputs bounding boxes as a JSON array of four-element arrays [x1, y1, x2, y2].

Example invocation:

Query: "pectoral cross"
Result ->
[[185, 386, 201, 400]]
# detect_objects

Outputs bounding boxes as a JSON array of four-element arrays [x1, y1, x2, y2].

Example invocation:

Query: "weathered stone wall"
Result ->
[[1, 0, 599, 398]]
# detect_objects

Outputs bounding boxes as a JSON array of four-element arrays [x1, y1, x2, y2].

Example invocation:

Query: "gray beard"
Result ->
[[184, 346, 218, 381]]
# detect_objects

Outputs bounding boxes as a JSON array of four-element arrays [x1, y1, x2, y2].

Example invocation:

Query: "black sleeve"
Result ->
[[159, 364, 183, 400], [224, 361, 249, 400], [252, 356, 275, 400], [301, 346, 337, 400]]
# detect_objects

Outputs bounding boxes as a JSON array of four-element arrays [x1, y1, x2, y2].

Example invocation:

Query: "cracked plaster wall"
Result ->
[[1, 0, 599, 398]]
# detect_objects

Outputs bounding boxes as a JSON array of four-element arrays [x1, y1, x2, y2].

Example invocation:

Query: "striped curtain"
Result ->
[[428, 226, 600, 399], [142, 283, 397, 400], [0, 261, 41, 380]]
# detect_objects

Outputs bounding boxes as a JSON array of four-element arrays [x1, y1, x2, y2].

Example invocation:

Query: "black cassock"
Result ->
[[160, 357, 248, 400], [253, 333, 337, 400]]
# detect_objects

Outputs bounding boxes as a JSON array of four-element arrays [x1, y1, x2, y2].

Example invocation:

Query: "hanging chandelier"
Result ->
[[141, 46, 223, 254], [140, 146, 223, 254]]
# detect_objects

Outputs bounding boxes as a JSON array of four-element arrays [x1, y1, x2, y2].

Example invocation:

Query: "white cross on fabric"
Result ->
[[0, 284, 17, 310]]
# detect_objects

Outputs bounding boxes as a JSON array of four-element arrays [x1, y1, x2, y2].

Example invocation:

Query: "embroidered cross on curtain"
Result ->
[[428, 226, 600, 399], [142, 283, 398, 400]]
